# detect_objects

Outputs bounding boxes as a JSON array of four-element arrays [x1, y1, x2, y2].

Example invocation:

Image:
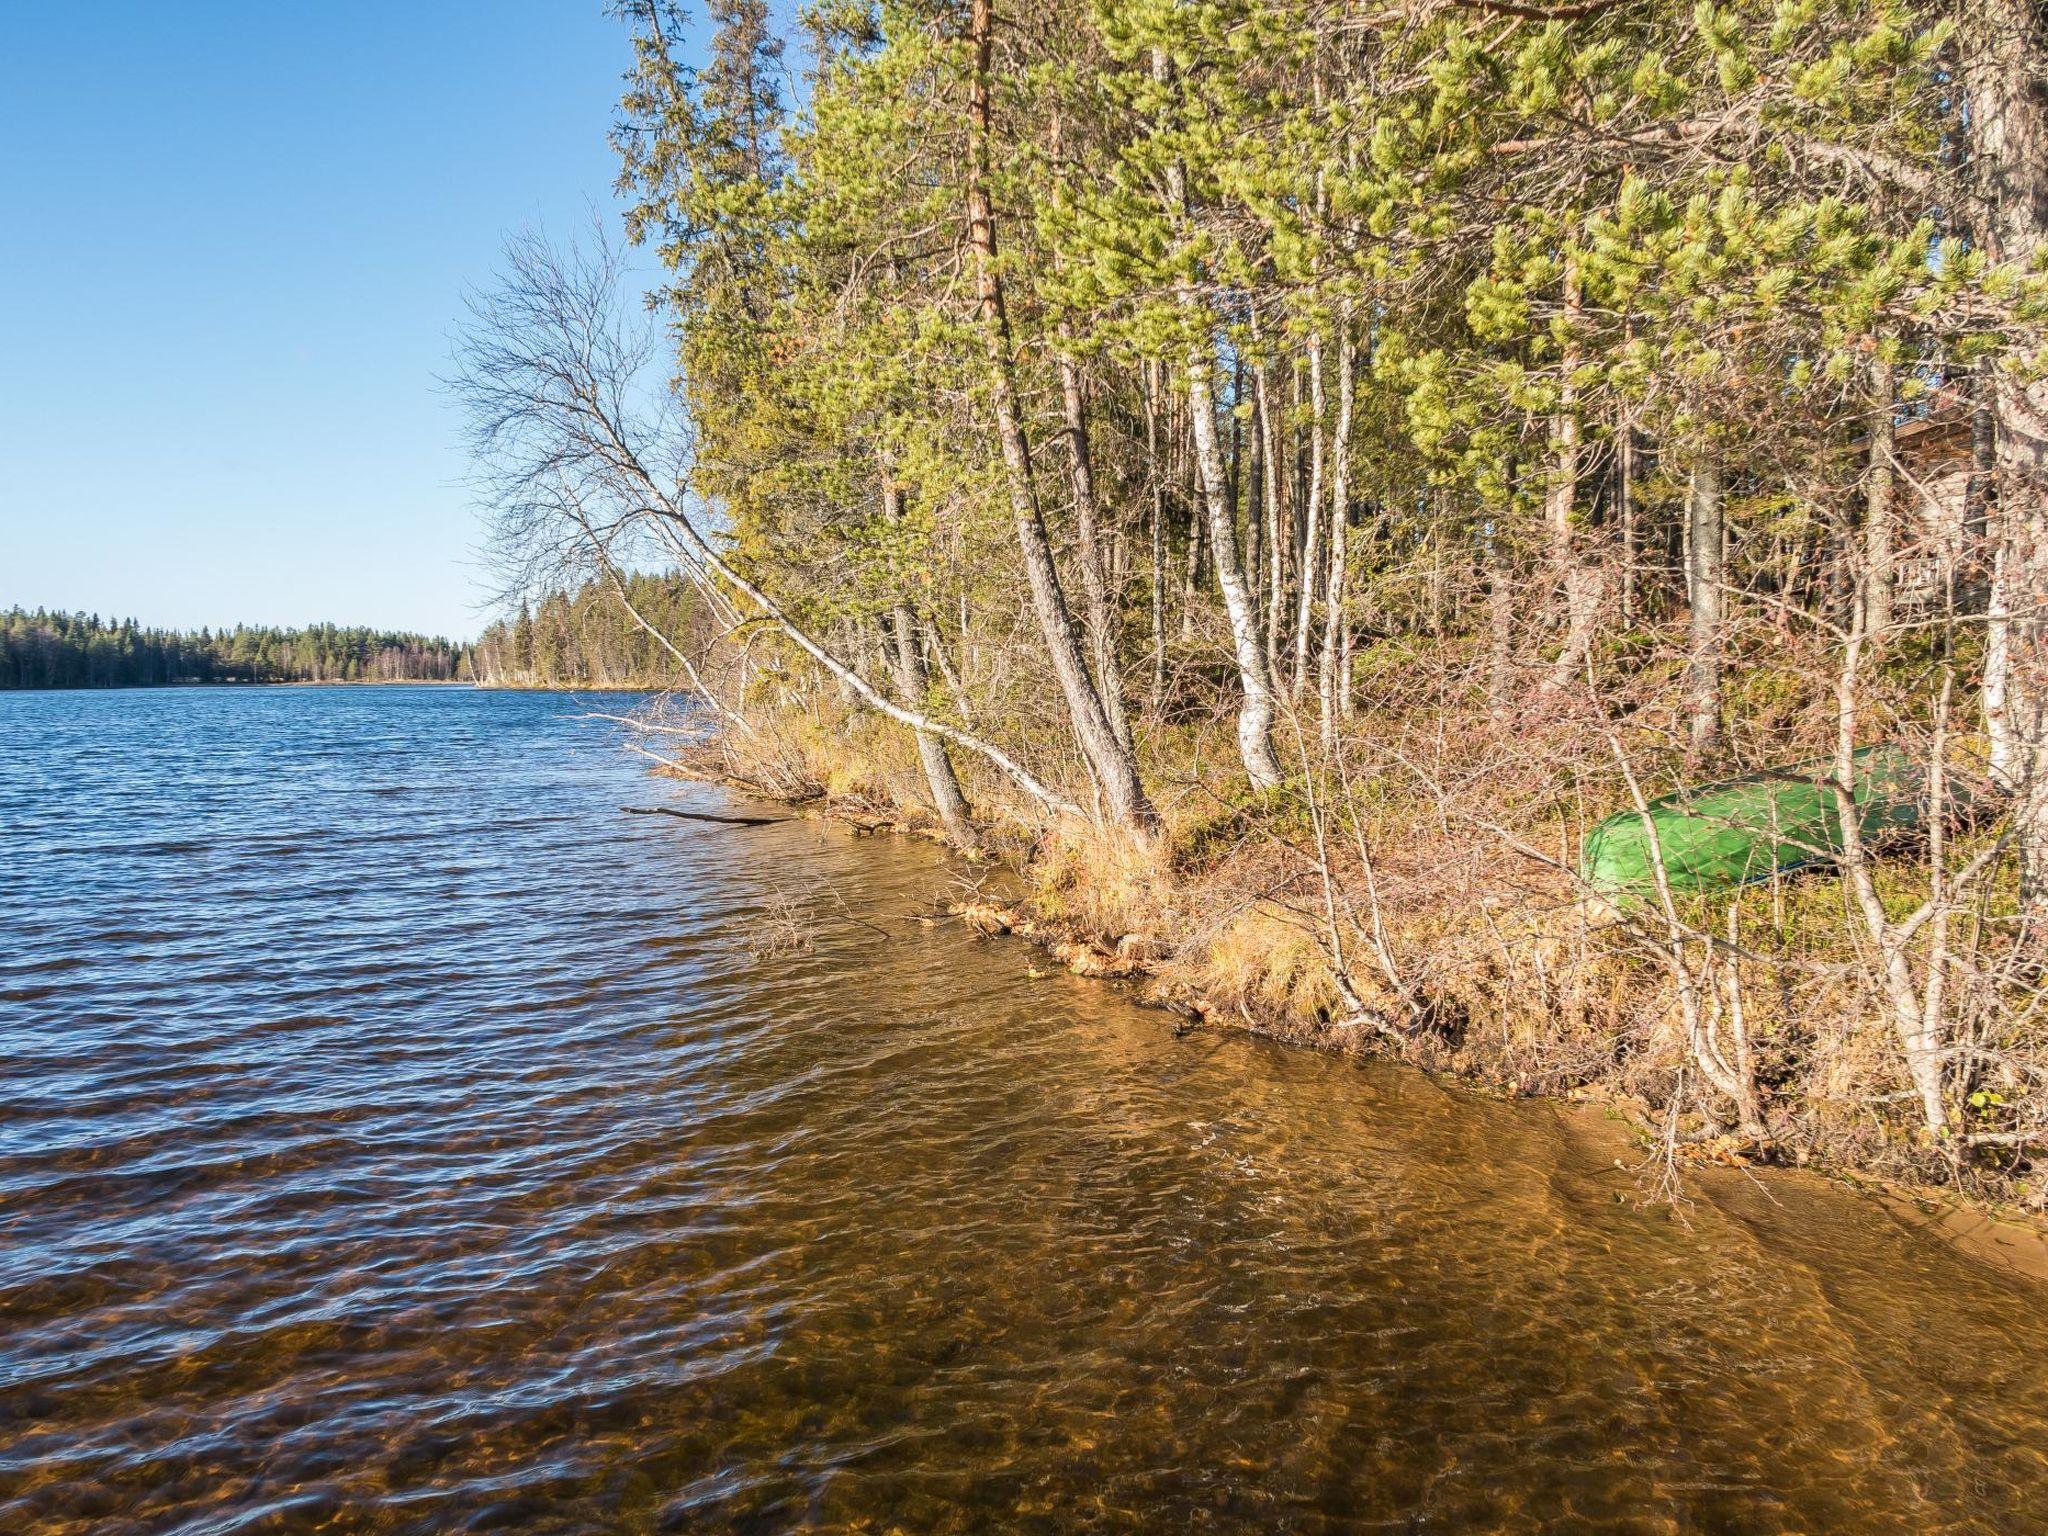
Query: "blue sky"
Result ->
[[0, 2, 684, 641]]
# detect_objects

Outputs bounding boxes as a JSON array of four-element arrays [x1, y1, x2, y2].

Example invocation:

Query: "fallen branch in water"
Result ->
[[623, 805, 790, 827]]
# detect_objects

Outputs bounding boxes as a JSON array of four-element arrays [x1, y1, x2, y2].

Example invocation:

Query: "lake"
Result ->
[[3, 686, 2046, 1533]]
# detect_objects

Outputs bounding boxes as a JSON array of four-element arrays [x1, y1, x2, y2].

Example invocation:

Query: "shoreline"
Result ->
[[716, 771, 2048, 1275], [470, 679, 666, 692]]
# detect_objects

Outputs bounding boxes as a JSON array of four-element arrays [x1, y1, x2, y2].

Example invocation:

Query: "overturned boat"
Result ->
[[1580, 744, 1947, 905]]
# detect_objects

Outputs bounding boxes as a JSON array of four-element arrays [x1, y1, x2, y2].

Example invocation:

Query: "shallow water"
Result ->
[[2, 685, 2046, 1534]]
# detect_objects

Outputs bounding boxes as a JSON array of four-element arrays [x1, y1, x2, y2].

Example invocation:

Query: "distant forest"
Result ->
[[470, 574, 694, 688], [1, 608, 473, 689], [4, 575, 694, 691]]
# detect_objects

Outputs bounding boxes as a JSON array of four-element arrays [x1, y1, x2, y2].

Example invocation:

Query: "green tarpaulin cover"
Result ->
[[1580, 744, 1928, 904]]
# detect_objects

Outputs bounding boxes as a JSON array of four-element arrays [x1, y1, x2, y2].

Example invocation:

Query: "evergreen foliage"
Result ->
[[471, 573, 704, 688], [0, 609, 471, 689]]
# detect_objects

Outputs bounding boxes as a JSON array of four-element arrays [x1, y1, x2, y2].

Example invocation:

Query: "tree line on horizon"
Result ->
[[456, 0, 2048, 1185], [3, 578, 702, 692], [0, 608, 473, 689]]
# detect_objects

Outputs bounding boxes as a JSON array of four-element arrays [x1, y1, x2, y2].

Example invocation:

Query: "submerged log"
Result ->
[[622, 805, 790, 828]]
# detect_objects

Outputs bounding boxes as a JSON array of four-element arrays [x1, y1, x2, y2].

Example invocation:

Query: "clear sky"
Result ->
[[0, 2, 674, 642]]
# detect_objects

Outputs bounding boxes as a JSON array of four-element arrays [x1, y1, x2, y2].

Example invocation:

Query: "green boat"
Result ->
[[1580, 744, 1933, 905]]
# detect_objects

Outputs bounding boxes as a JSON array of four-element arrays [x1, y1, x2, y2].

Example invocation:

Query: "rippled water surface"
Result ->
[[5, 686, 2048, 1534]]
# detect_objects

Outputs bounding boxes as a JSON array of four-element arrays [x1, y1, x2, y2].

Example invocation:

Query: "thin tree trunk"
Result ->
[[1339, 590, 1356, 719], [1180, 437, 1203, 640], [1246, 380, 1265, 645], [1145, 360, 1167, 700], [1829, 620, 1954, 1138], [1292, 325, 1327, 692], [1318, 302, 1356, 748], [1962, 357, 1999, 631], [1968, 355, 1999, 551], [1155, 42, 1283, 789], [1291, 357, 1308, 580], [1253, 346, 1288, 679], [1225, 352, 1244, 524], [1969, 0, 2048, 940], [1427, 493, 1446, 638], [1044, 108, 1130, 754], [1618, 412, 1639, 624], [1544, 262, 1583, 584], [1486, 511, 1513, 717], [1185, 342, 1283, 786], [1058, 349, 1133, 751], [925, 619, 974, 724], [1545, 563, 1606, 702], [965, 0, 1154, 832], [1686, 460, 1725, 760], [880, 480, 976, 849], [1864, 341, 1897, 642], [1539, 263, 1604, 702], [1989, 383, 2048, 934]]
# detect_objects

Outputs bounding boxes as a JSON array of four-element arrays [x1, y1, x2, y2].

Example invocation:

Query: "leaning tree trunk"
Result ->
[[965, 0, 1155, 833]]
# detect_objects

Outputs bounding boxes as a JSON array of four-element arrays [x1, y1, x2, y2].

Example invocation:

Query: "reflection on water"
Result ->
[[2, 686, 2045, 1534]]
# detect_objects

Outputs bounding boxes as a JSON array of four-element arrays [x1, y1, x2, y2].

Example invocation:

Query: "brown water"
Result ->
[[3, 687, 2047, 1534]]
